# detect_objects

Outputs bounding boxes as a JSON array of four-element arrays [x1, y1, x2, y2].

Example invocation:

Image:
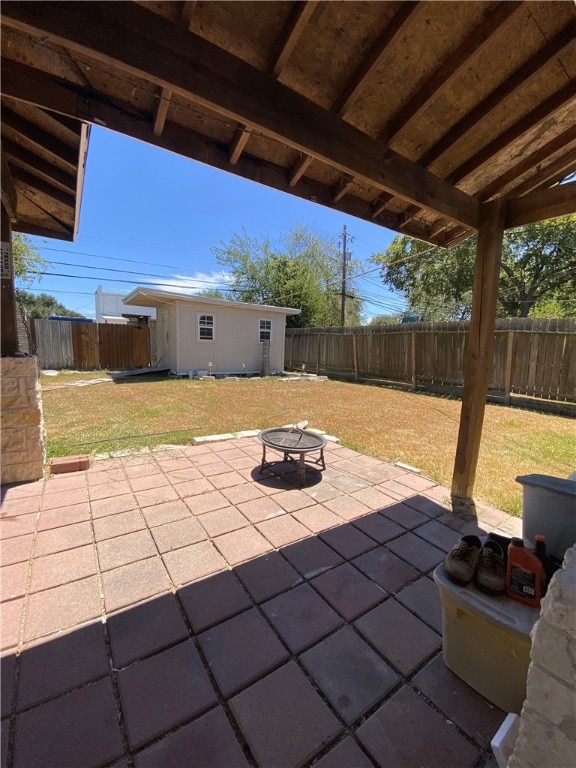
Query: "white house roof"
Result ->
[[123, 288, 301, 315]]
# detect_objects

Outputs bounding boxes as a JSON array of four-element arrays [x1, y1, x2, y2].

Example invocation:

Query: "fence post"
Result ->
[[411, 332, 417, 390], [316, 333, 321, 374], [504, 330, 515, 405], [289, 333, 293, 369], [352, 332, 359, 381]]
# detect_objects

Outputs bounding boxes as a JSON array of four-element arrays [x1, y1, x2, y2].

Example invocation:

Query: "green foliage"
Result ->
[[371, 215, 576, 319], [368, 313, 401, 325], [194, 288, 228, 300], [212, 225, 363, 327], [17, 290, 84, 320], [12, 233, 47, 285]]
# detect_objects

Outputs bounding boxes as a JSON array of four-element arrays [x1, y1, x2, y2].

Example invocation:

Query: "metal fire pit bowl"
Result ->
[[258, 427, 327, 486]]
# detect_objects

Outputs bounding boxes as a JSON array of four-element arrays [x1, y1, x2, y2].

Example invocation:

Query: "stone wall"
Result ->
[[0, 356, 45, 484], [508, 546, 576, 768]]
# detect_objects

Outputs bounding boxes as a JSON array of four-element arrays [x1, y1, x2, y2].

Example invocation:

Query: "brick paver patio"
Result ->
[[0, 435, 522, 767]]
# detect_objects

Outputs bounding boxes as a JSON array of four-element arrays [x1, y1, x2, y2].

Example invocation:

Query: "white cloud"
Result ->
[[148, 270, 232, 294]]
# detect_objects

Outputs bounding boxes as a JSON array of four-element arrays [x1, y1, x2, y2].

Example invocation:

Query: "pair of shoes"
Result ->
[[444, 535, 506, 594]]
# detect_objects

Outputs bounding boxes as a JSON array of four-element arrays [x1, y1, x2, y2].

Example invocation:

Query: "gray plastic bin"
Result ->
[[517, 474, 576, 561]]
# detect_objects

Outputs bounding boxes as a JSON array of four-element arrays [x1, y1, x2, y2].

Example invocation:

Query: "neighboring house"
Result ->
[[95, 285, 156, 324], [123, 287, 300, 376]]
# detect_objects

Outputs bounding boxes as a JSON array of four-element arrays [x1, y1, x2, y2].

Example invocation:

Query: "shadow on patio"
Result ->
[[1, 436, 522, 767]]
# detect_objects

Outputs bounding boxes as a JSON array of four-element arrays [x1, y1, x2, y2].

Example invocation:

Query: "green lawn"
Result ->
[[40, 371, 575, 516]]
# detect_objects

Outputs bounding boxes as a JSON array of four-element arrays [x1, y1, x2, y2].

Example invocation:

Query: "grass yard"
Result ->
[[40, 371, 575, 516]]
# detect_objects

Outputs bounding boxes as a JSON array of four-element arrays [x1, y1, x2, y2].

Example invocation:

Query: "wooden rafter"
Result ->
[[229, 126, 253, 165], [269, 1, 318, 78], [288, 155, 313, 187], [179, 1, 197, 31], [2, 106, 78, 169], [381, 2, 522, 144], [2, 138, 77, 194], [1, 148, 18, 220], [506, 181, 576, 228], [332, 175, 354, 203], [12, 166, 75, 209], [332, 2, 424, 118], [153, 87, 172, 137]]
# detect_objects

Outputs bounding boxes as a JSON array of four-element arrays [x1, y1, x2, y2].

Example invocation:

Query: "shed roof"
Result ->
[[123, 287, 301, 315]]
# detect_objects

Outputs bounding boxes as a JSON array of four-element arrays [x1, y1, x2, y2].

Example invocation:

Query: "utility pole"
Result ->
[[339, 225, 354, 326]]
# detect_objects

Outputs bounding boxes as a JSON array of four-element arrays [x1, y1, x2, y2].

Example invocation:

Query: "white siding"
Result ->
[[95, 289, 156, 323]]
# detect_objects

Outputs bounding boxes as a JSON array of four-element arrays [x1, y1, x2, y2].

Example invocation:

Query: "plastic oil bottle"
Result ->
[[506, 537, 544, 608]]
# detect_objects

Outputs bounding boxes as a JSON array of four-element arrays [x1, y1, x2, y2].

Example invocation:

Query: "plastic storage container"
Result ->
[[433, 564, 540, 714], [517, 474, 576, 561]]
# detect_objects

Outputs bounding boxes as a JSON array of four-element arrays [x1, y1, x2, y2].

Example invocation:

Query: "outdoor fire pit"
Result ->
[[258, 427, 327, 486]]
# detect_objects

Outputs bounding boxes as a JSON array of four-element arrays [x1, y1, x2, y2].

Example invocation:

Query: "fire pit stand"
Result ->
[[258, 427, 327, 486]]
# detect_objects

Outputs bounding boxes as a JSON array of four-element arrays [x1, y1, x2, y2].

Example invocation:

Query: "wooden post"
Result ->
[[411, 332, 417, 390], [452, 200, 505, 502], [504, 330, 515, 405], [1, 203, 18, 356], [316, 333, 321, 374], [352, 332, 359, 381]]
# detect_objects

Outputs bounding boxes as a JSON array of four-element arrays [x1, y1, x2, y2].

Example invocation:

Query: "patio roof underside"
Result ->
[[1, 0, 575, 246]]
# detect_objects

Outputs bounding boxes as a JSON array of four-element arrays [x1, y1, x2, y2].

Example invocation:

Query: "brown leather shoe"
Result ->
[[443, 535, 482, 585], [475, 540, 506, 594]]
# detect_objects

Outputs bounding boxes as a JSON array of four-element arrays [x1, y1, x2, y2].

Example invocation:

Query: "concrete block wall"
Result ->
[[0, 356, 45, 484], [508, 545, 576, 768]]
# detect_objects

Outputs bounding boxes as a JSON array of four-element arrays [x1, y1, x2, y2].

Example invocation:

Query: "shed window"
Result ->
[[198, 313, 214, 341], [259, 319, 272, 343]]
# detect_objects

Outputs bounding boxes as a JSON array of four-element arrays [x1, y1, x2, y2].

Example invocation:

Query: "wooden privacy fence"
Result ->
[[285, 318, 576, 404], [32, 320, 151, 371]]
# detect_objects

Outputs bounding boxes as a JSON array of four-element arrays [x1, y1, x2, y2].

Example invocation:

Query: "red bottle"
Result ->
[[506, 537, 543, 608]]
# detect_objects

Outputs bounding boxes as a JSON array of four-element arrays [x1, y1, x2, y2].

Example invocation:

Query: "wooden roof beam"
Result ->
[[1, 147, 18, 220], [12, 166, 75, 208], [229, 126, 253, 165], [332, 2, 424, 118], [371, 194, 394, 219], [332, 175, 354, 203], [288, 155, 313, 187], [506, 181, 576, 228], [1, 105, 78, 169], [180, 2, 197, 31], [269, 1, 318, 78], [503, 149, 576, 202], [2, 138, 77, 194], [419, 22, 576, 169], [381, 1, 522, 144]]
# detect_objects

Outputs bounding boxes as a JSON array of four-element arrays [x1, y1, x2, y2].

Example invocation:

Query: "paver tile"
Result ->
[[302, 484, 342, 503], [262, 583, 343, 653], [42, 488, 89, 510], [89, 481, 133, 502], [273, 490, 315, 513], [45, 474, 86, 492], [1, 598, 24, 650], [352, 548, 420, 593], [322, 495, 372, 521], [379, 502, 429, 530], [301, 626, 400, 725], [134, 706, 249, 768], [13, 678, 124, 768], [117, 640, 217, 749], [229, 661, 342, 768], [150, 516, 207, 554], [197, 461, 232, 478], [174, 478, 216, 498], [97, 530, 157, 571], [101, 558, 171, 613], [34, 520, 94, 557], [17, 622, 109, 710], [140, 499, 191, 528], [162, 540, 226, 586], [311, 563, 385, 621], [198, 607, 289, 697], [221, 483, 265, 505], [377, 480, 413, 500], [1, 512, 38, 541], [36, 503, 91, 531], [355, 599, 441, 675], [213, 527, 272, 566], [403, 494, 449, 518], [313, 737, 374, 768], [179, 570, 252, 632], [2, 495, 40, 516], [256, 515, 310, 548], [90, 494, 137, 519], [320, 524, 377, 560], [236, 496, 284, 523], [1, 561, 28, 601], [356, 685, 479, 767], [30, 545, 97, 593], [413, 655, 505, 748], [184, 490, 230, 515], [107, 593, 189, 667], [198, 506, 250, 537], [281, 537, 343, 579], [129, 473, 170, 492], [396, 576, 443, 633], [0, 533, 33, 566], [292, 505, 341, 533], [235, 551, 301, 603], [350, 487, 398, 511], [165, 466, 203, 484], [208, 470, 246, 490], [352, 513, 405, 544], [395, 473, 436, 492], [1, 652, 16, 718], [93, 510, 145, 541], [414, 520, 462, 552], [134, 484, 179, 508], [386, 533, 445, 573]]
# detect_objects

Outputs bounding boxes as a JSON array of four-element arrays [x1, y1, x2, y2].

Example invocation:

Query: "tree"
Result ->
[[211, 225, 364, 327], [16, 290, 84, 320], [368, 314, 401, 325], [371, 216, 576, 319], [12, 233, 47, 284]]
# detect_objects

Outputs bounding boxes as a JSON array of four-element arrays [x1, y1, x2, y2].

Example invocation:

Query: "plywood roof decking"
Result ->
[[1, 1, 575, 245]]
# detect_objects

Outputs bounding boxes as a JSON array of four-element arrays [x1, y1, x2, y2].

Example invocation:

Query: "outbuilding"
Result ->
[[123, 288, 300, 377]]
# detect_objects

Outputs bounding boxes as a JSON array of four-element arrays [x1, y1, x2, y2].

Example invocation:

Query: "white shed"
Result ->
[[95, 286, 156, 324], [123, 288, 300, 376]]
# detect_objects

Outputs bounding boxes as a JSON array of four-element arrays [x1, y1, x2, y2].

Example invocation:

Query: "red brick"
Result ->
[[50, 455, 90, 474]]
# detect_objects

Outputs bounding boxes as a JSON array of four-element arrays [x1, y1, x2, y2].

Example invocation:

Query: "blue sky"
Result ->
[[23, 126, 406, 320]]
